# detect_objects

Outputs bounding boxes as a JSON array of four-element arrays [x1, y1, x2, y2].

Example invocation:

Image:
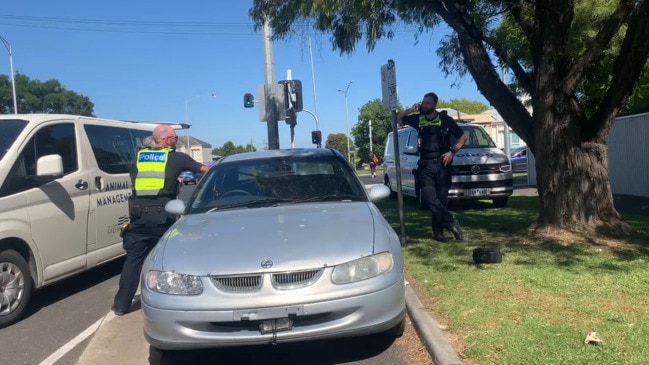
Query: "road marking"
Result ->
[[38, 312, 117, 365]]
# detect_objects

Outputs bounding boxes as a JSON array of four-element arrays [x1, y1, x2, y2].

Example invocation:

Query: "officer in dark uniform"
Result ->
[[112, 125, 209, 315], [397, 92, 468, 243]]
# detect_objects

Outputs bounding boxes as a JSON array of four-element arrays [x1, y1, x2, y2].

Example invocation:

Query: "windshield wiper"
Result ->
[[289, 194, 359, 203], [207, 198, 294, 212]]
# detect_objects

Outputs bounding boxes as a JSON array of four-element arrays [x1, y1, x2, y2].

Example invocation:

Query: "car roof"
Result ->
[[217, 148, 342, 164]]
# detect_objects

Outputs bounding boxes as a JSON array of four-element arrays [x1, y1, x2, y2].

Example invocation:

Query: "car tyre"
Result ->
[[149, 346, 182, 365], [0, 249, 34, 329], [384, 317, 406, 338], [493, 197, 508, 207]]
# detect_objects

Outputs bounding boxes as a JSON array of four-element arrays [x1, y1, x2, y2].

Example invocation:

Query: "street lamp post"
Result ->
[[0, 34, 18, 114], [184, 94, 216, 156], [338, 81, 353, 162]]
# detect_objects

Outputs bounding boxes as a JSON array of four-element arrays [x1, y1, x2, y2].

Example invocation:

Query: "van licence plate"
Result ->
[[467, 188, 489, 197]]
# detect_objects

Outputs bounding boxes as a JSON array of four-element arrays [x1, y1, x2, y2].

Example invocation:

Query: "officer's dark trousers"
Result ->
[[113, 224, 169, 312], [417, 159, 455, 234]]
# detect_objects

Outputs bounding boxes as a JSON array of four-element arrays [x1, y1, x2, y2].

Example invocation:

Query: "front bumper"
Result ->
[[143, 274, 406, 350]]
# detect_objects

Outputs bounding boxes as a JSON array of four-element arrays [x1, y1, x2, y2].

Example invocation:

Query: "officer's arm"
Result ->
[[452, 133, 468, 154], [397, 103, 419, 126]]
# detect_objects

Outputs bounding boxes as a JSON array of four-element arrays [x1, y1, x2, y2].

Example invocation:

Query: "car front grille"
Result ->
[[210, 275, 262, 292], [272, 269, 323, 290], [209, 269, 324, 292]]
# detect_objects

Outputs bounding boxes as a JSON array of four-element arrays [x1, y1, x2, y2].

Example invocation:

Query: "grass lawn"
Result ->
[[375, 196, 649, 365]]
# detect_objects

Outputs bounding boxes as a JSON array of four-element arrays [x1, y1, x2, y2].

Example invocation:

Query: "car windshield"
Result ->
[[0, 119, 29, 161], [185, 154, 367, 214], [453, 125, 497, 148]]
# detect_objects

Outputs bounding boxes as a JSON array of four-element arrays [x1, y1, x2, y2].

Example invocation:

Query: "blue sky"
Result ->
[[1, 1, 488, 150]]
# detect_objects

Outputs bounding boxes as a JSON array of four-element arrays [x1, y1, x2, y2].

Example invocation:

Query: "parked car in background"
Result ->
[[510, 146, 528, 173], [142, 148, 405, 361], [178, 171, 197, 185]]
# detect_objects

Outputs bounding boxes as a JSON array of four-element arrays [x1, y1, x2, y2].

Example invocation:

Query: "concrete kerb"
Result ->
[[405, 283, 463, 365]]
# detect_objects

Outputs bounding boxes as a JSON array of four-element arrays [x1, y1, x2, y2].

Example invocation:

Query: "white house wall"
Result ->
[[527, 112, 649, 197], [607, 113, 649, 197]]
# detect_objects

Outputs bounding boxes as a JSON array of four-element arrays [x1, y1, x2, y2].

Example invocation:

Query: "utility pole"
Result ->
[[262, 20, 280, 150], [0, 34, 18, 114], [369, 119, 373, 154]]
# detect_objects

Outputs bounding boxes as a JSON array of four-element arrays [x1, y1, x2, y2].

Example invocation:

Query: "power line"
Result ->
[[0, 14, 422, 36]]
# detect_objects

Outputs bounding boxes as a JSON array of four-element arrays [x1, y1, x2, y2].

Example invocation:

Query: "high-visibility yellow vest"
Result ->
[[419, 114, 441, 127], [134, 148, 172, 196]]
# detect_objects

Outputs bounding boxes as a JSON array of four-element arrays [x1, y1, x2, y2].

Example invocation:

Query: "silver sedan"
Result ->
[[141, 148, 405, 356]]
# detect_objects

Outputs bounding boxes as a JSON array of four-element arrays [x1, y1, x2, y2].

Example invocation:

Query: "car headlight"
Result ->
[[331, 252, 394, 284], [146, 270, 203, 295], [500, 163, 512, 172]]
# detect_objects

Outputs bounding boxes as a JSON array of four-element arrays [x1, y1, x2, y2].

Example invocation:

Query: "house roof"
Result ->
[[176, 135, 212, 148]]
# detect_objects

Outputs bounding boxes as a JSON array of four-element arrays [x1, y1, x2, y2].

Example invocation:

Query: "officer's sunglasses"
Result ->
[[167, 136, 179, 141]]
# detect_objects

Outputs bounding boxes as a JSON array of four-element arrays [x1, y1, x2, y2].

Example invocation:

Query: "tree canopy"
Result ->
[[438, 98, 488, 114], [324, 132, 353, 159], [212, 141, 257, 157], [250, 0, 649, 236], [0, 73, 94, 116]]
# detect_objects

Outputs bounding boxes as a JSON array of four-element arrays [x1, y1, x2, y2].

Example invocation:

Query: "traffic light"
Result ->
[[243, 93, 254, 108], [311, 130, 322, 145]]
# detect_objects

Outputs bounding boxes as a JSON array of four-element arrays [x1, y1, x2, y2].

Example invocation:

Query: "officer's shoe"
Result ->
[[446, 219, 463, 241], [433, 231, 448, 243], [111, 304, 126, 316]]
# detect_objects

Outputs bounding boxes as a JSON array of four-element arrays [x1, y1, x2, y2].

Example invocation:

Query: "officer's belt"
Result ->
[[140, 204, 166, 215], [418, 157, 441, 165]]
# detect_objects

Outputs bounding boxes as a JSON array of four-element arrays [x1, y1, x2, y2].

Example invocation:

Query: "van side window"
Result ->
[[0, 123, 77, 197], [84, 125, 146, 174]]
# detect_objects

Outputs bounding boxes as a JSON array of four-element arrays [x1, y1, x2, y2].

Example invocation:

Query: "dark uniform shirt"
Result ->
[[129, 150, 203, 225], [402, 111, 464, 160]]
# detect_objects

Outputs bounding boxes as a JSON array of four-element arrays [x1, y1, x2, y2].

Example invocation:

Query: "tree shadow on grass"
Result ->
[[377, 195, 649, 269]]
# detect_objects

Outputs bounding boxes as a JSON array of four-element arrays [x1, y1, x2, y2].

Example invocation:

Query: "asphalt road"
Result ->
[[0, 257, 124, 365], [0, 183, 416, 365]]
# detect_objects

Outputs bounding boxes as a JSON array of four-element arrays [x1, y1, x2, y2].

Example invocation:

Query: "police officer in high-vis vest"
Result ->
[[397, 92, 468, 243], [112, 125, 209, 316]]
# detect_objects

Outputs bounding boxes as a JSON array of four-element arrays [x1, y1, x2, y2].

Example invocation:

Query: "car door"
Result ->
[[511, 147, 527, 172], [21, 122, 91, 282]]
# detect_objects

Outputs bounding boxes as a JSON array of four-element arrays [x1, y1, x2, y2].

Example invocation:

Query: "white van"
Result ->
[[0, 114, 181, 328], [383, 123, 513, 207]]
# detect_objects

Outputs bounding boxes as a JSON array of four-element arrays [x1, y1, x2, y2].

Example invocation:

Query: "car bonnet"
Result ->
[[157, 202, 379, 275], [453, 147, 508, 165]]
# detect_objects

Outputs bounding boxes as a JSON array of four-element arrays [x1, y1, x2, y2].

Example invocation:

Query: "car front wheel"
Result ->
[[0, 249, 34, 329], [149, 346, 183, 365]]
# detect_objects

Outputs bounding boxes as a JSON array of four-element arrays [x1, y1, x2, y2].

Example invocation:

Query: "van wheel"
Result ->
[[0, 250, 34, 329], [384, 176, 396, 198], [493, 197, 508, 207]]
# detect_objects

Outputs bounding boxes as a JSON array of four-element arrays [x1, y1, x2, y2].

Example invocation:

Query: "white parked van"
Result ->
[[383, 123, 513, 207], [0, 114, 181, 328]]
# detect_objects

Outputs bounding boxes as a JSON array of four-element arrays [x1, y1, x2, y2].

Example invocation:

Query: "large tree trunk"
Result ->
[[534, 102, 632, 235]]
